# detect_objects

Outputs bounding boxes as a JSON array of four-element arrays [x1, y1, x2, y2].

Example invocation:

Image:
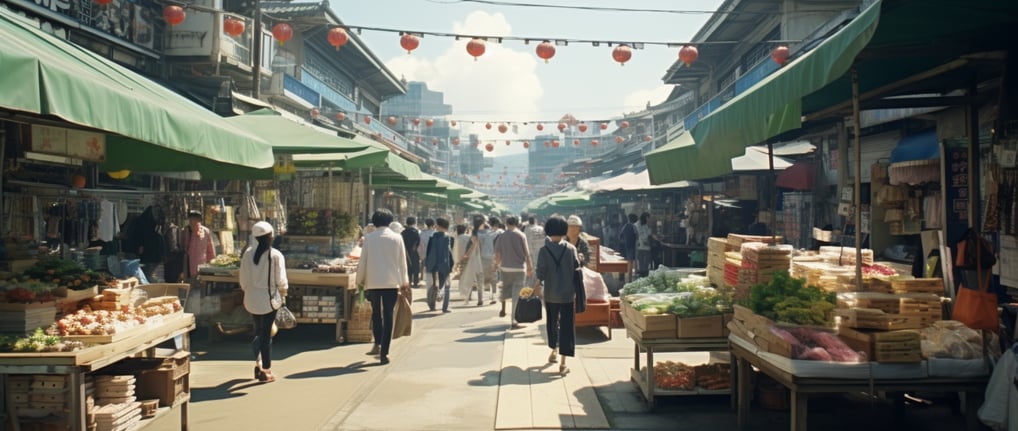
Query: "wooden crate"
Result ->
[[891, 278, 945, 294], [835, 308, 923, 330], [621, 301, 676, 333]]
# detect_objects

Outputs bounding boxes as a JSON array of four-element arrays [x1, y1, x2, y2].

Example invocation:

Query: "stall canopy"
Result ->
[[0, 8, 274, 178], [645, 0, 881, 184], [580, 170, 697, 192], [890, 130, 939, 163], [293, 147, 424, 181], [224, 109, 371, 154]]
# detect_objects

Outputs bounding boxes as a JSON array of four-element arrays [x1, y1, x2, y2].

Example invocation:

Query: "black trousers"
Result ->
[[251, 309, 278, 369], [407, 253, 421, 285], [367, 289, 399, 357], [545, 301, 576, 357]]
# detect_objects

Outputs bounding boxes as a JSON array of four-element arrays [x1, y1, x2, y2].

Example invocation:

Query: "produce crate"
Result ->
[[136, 367, 187, 407], [675, 315, 724, 338], [0, 306, 57, 334], [834, 308, 923, 330], [621, 301, 676, 339], [890, 278, 945, 294], [728, 306, 794, 358]]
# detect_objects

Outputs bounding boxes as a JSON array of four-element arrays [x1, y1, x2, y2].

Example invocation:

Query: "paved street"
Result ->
[[147, 283, 975, 431]]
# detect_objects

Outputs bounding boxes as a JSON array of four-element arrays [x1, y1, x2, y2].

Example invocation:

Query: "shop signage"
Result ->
[[30, 124, 106, 162], [9, 0, 157, 51], [942, 140, 969, 246]]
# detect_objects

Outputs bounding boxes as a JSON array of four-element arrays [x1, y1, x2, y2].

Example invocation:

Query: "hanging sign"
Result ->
[[30, 124, 106, 162]]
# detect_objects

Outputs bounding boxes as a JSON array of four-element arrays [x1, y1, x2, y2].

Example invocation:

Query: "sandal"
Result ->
[[259, 370, 276, 383], [559, 365, 570, 375], [548, 351, 558, 363], [254, 366, 265, 380]]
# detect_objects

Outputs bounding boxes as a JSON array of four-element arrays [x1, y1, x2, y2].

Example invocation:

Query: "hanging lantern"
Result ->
[[498, 124, 508, 134], [327, 27, 349, 51], [615, 136, 624, 144], [600, 122, 608, 130], [363, 115, 371, 124], [485, 122, 492, 130], [578, 123, 588, 133], [94, 0, 113, 5], [591, 139, 599, 146], [552, 140, 560, 148], [535, 40, 555, 63], [453, 137, 460, 145], [425, 118, 434, 127], [451, 120, 457, 127], [336, 112, 345, 122], [223, 17, 245, 37], [523, 141, 530, 149], [71, 174, 86, 189], [466, 38, 486, 60], [272, 23, 293, 45], [611, 44, 632, 66], [387, 116, 398, 125], [163, 5, 186, 26], [771, 45, 790, 66], [678, 45, 699, 67], [107, 170, 131, 180], [413, 118, 421, 126], [620, 120, 630, 129], [311, 108, 320, 118], [573, 139, 580, 146], [644, 135, 653, 142], [505, 140, 511, 146], [485, 143, 494, 152], [400, 33, 420, 54], [557, 122, 567, 132], [432, 137, 439, 145], [536, 124, 544, 131], [544, 141, 550, 148]]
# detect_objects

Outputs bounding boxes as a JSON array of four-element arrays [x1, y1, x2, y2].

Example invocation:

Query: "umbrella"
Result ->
[[775, 161, 816, 190]]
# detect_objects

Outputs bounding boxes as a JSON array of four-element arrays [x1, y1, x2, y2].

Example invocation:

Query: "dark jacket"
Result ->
[[620, 222, 637, 260], [536, 239, 582, 305], [402, 227, 421, 259], [424, 231, 453, 274]]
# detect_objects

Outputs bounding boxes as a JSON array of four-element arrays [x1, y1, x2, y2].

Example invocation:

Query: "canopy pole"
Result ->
[[767, 141, 777, 246], [252, 0, 263, 99], [367, 167, 374, 218], [966, 81, 980, 231], [852, 66, 864, 291]]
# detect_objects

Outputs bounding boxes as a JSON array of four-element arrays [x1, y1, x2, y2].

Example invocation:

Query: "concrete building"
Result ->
[[381, 81, 456, 174]]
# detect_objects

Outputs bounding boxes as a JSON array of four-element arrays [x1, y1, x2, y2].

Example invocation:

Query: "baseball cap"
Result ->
[[567, 215, 583, 226]]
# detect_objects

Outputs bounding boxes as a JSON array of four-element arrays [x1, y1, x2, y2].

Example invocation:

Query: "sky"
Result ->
[[333, 0, 726, 156]]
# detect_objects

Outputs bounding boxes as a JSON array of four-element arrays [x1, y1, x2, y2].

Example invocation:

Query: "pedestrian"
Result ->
[[459, 216, 485, 305], [181, 210, 215, 283], [419, 218, 436, 289], [619, 213, 638, 279], [239, 221, 288, 383], [424, 218, 454, 313], [565, 215, 592, 268], [493, 216, 533, 329], [636, 212, 659, 277], [479, 216, 502, 304], [355, 209, 410, 365], [402, 217, 422, 288], [533, 216, 581, 375], [524, 214, 545, 288]]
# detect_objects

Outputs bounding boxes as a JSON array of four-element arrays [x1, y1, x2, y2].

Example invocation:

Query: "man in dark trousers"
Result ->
[[619, 213, 639, 280], [401, 217, 422, 288]]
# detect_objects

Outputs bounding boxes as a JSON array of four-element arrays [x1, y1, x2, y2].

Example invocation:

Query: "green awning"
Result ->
[[0, 8, 273, 177], [294, 148, 423, 180], [224, 109, 371, 154], [646, 0, 881, 184]]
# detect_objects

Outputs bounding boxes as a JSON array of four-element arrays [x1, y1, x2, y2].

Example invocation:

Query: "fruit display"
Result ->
[[748, 271, 836, 326], [137, 296, 183, 317], [694, 363, 732, 390], [0, 329, 85, 352], [861, 263, 898, 278], [653, 361, 695, 390], [0, 283, 55, 303], [20, 258, 117, 290], [48, 309, 147, 337], [769, 325, 866, 362], [209, 253, 241, 268]]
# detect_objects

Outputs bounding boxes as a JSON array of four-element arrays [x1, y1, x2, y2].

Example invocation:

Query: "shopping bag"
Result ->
[[275, 305, 297, 330], [515, 296, 543, 323], [347, 289, 373, 343], [952, 269, 1000, 332], [393, 288, 413, 339]]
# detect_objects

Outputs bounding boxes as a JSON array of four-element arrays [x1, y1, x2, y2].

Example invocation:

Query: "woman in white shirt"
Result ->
[[240, 221, 288, 383]]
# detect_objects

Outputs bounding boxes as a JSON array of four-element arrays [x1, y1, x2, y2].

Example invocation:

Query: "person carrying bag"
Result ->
[[240, 221, 289, 383], [952, 228, 999, 332]]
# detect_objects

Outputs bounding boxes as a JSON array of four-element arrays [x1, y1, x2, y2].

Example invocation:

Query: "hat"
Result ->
[[252, 221, 274, 237], [389, 221, 404, 233], [567, 215, 583, 226], [187, 210, 202, 219]]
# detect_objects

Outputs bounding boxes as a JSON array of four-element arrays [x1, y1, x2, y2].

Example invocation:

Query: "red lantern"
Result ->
[[163, 5, 186, 26], [535, 40, 555, 63], [557, 122, 567, 132], [771, 46, 790, 66], [466, 38, 486, 60], [591, 139, 599, 146], [620, 120, 630, 129], [432, 138, 439, 145], [363, 115, 371, 124], [485, 122, 492, 130], [644, 135, 653, 142], [71, 174, 86, 189], [413, 118, 421, 126], [400, 34, 420, 54], [223, 18, 245, 37], [536, 124, 544, 131], [573, 139, 580, 146], [544, 141, 550, 148], [425, 118, 434, 127], [311, 108, 319, 118], [552, 140, 560, 148], [453, 138, 460, 145], [272, 23, 293, 45], [578, 123, 588, 133], [498, 124, 508, 134], [387, 116, 398, 125], [523, 141, 530, 149], [94, 0, 113, 5], [505, 140, 511, 146], [485, 143, 494, 152], [612, 44, 632, 66], [600, 122, 608, 130], [678, 45, 698, 67], [451, 120, 457, 127], [336, 112, 345, 122], [615, 136, 624, 144], [327, 27, 349, 51]]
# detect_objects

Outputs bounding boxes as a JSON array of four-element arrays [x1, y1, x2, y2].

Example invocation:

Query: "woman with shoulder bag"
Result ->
[[240, 221, 289, 382], [533, 216, 582, 376]]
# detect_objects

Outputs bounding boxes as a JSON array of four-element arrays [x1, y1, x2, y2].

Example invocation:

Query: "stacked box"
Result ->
[[819, 246, 874, 266], [707, 237, 729, 287], [739, 243, 792, 299], [90, 375, 142, 431], [7, 375, 71, 419]]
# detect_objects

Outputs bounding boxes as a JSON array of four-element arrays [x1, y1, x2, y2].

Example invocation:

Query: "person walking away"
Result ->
[[636, 212, 659, 277], [494, 216, 533, 328], [480, 216, 502, 304], [524, 215, 546, 288], [533, 216, 581, 375], [355, 209, 410, 365], [240, 221, 288, 382], [424, 218, 454, 313], [401, 217, 422, 288], [181, 210, 215, 283], [619, 213, 638, 279], [566, 215, 592, 268], [459, 217, 486, 305], [419, 218, 436, 289], [452, 224, 470, 298]]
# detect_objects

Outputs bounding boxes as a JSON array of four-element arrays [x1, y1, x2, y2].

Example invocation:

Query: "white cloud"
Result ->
[[382, 11, 542, 157], [623, 85, 674, 112]]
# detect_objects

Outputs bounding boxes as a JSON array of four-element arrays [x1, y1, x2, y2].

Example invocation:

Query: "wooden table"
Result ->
[[626, 325, 730, 407], [0, 314, 196, 431], [729, 340, 987, 431]]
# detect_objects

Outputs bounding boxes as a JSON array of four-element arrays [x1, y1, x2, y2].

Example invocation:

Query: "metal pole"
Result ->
[[851, 67, 863, 291], [767, 141, 777, 246], [251, 0, 262, 98], [966, 82, 980, 231]]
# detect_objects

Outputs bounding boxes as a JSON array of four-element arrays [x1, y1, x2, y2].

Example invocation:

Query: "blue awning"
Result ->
[[890, 130, 939, 163]]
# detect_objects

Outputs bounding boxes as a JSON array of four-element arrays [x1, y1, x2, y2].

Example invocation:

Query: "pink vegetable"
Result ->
[[798, 347, 833, 361]]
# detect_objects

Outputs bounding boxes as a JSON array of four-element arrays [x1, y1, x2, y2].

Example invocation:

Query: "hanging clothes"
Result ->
[[924, 192, 943, 230], [978, 343, 1018, 431], [98, 199, 119, 242]]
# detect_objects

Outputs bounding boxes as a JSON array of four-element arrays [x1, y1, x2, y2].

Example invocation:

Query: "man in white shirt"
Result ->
[[418, 218, 436, 289], [355, 209, 410, 365], [524, 214, 546, 287], [479, 216, 503, 305]]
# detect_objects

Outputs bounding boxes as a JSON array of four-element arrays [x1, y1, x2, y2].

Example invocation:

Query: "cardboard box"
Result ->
[[676, 315, 724, 338], [621, 301, 676, 332], [137, 369, 186, 407]]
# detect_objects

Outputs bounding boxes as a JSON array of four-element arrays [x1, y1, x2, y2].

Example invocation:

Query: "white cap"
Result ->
[[389, 221, 404, 233], [252, 221, 274, 237], [567, 215, 583, 226]]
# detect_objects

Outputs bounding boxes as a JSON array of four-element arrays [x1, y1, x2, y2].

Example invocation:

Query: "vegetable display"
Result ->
[[748, 271, 835, 326], [209, 254, 241, 268], [621, 269, 710, 296], [0, 329, 85, 352], [652, 361, 732, 390]]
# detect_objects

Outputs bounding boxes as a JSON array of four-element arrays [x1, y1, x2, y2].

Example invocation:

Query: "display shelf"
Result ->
[[625, 324, 730, 408], [631, 368, 731, 397]]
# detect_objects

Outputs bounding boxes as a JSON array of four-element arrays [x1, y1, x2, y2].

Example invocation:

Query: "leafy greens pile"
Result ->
[[748, 271, 835, 326]]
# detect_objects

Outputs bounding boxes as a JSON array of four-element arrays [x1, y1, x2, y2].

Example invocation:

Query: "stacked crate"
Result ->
[[707, 237, 729, 287], [91, 375, 142, 431]]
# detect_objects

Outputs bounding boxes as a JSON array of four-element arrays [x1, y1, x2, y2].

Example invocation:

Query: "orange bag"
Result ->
[[952, 273, 999, 331]]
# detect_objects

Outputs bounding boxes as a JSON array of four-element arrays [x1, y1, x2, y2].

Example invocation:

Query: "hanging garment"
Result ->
[[98, 199, 119, 242], [924, 192, 943, 230], [978, 343, 1018, 431], [117, 200, 129, 225]]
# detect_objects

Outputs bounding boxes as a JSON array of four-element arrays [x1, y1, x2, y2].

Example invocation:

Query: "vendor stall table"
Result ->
[[626, 325, 730, 407], [0, 313, 195, 430], [729, 339, 987, 431]]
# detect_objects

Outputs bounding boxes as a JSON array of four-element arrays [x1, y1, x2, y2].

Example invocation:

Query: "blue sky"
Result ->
[[333, 0, 724, 155]]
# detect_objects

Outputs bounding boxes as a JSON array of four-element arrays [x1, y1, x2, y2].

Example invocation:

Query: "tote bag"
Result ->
[[515, 296, 543, 323]]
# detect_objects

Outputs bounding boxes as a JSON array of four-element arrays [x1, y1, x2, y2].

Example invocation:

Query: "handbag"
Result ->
[[952, 228, 999, 331], [267, 253, 297, 330], [515, 296, 543, 323]]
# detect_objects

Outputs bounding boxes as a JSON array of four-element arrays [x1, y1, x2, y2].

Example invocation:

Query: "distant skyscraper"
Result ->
[[381, 81, 456, 174]]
